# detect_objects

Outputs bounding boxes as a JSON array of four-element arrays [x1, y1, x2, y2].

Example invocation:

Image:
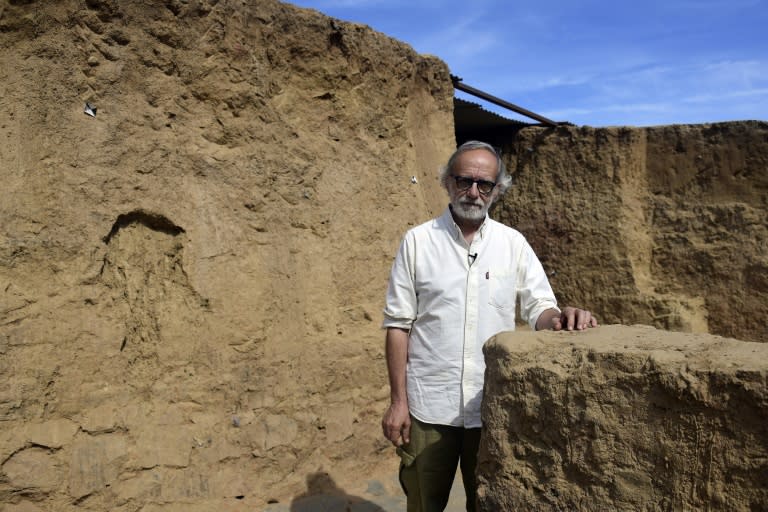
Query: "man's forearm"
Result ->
[[385, 327, 409, 403]]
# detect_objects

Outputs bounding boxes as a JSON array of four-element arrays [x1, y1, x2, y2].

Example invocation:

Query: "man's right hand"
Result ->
[[382, 401, 411, 447]]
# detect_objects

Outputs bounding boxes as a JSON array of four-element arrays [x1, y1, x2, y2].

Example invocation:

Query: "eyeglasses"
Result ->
[[452, 176, 496, 195]]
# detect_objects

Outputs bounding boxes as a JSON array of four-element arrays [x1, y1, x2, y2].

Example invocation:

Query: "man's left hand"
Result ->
[[538, 306, 598, 331]]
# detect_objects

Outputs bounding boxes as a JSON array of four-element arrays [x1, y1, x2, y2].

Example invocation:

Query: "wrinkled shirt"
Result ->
[[382, 208, 558, 428]]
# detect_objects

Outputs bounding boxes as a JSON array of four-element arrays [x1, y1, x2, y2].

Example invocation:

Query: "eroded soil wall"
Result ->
[[479, 325, 768, 511], [497, 122, 768, 343], [0, 1, 452, 509]]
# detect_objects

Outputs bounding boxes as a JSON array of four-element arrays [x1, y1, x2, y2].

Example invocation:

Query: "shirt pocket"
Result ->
[[488, 269, 516, 310]]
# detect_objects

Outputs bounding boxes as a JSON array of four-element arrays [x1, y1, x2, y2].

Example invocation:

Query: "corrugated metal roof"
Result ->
[[454, 98, 532, 130], [454, 98, 533, 146]]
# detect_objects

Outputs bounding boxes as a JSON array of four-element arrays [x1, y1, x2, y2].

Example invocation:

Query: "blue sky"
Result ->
[[288, 0, 768, 127]]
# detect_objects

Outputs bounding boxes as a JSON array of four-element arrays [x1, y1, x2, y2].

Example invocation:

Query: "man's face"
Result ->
[[447, 148, 500, 222]]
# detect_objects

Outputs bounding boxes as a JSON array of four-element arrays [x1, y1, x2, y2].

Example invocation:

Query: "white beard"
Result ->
[[451, 197, 489, 222]]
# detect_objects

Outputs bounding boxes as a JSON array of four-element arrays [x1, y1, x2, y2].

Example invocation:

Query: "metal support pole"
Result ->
[[451, 75, 560, 127]]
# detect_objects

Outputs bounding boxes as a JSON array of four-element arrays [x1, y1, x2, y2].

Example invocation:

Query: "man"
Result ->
[[381, 140, 597, 512]]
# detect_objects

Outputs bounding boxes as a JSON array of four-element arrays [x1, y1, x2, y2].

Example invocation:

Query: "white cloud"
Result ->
[[668, 0, 761, 8], [684, 87, 768, 103], [299, 0, 387, 7], [409, 15, 500, 64]]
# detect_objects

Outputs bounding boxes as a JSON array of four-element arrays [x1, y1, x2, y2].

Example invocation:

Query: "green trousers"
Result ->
[[397, 416, 482, 512]]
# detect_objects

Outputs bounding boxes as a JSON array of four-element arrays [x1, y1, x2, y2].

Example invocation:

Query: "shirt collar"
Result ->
[[442, 206, 490, 241]]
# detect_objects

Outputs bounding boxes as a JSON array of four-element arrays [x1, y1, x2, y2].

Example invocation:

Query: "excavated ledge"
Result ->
[[478, 324, 768, 511]]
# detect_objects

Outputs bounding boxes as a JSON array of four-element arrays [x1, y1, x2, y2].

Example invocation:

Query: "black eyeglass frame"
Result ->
[[451, 175, 497, 195]]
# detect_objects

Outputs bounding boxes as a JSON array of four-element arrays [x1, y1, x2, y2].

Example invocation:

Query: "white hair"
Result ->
[[438, 140, 512, 196]]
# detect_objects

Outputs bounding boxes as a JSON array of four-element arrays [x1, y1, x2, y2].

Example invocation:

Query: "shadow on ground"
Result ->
[[263, 469, 466, 512], [289, 472, 386, 511]]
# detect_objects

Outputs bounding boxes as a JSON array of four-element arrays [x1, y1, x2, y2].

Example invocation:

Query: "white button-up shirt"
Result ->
[[383, 208, 559, 428]]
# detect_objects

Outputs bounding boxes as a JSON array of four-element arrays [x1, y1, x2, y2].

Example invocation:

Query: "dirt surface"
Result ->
[[480, 325, 768, 511], [0, 1, 766, 511]]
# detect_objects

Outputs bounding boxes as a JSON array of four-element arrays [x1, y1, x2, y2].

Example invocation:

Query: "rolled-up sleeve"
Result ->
[[382, 235, 417, 329], [517, 241, 559, 330]]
